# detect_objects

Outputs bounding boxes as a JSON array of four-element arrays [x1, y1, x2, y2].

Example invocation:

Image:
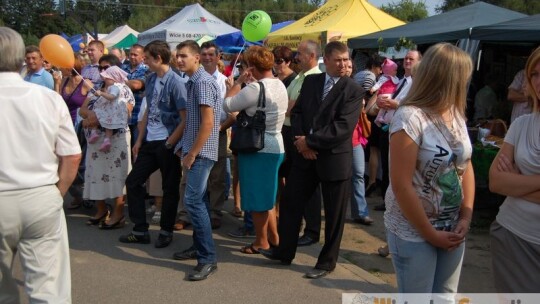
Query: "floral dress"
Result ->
[[83, 85, 134, 200]]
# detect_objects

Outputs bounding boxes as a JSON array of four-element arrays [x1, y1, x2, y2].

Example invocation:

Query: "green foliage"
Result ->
[[436, 0, 540, 15], [394, 36, 415, 51], [1, 0, 71, 44], [436, 0, 471, 13], [21, 33, 40, 46], [380, 0, 428, 22], [378, 37, 416, 53]]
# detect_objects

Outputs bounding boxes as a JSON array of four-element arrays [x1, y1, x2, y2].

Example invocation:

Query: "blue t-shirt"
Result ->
[[24, 68, 54, 90]]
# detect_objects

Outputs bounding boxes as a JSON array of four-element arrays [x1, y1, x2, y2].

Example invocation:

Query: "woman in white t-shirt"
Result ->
[[385, 43, 475, 297], [224, 46, 287, 254], [489, 46, 540, 293]]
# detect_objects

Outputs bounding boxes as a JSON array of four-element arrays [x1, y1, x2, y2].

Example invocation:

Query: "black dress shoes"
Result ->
[[188, 263, 217, 281], [304, 268, 331, 279], [297, 235, 319, 247], [155, 234, 173, 248], [173, 246, 197, 260], [353, 216, 374, 226], [258, 248, 292, 265]]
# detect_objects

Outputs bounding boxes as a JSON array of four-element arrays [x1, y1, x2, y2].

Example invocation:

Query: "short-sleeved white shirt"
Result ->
[[0, 73, 81, 191], [496, 113, 540, 244], [384, 106, 472, 241]]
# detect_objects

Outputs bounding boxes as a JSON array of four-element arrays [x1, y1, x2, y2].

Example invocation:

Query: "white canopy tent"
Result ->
[[138, 3, 238, 47], [101, 25, 139, 47]]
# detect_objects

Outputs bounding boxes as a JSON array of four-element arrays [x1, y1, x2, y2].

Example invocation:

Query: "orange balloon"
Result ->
[[39, 34, 75, 68]]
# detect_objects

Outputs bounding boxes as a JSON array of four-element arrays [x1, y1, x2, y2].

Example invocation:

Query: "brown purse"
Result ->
[[359, 108, 371, 138]]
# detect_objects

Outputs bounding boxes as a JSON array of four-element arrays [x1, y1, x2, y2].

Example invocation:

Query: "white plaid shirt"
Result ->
[[182, 67, 221, 161]]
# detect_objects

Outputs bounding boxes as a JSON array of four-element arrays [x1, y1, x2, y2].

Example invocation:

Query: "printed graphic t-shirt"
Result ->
[[384, 106, 472, 242]]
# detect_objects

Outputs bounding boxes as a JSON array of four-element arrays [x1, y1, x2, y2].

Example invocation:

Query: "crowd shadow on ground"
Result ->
[[64, 199, 391, 293]]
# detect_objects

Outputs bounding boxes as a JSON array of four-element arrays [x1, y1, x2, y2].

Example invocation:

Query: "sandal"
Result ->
[[86, 210, 109, 226], [232, 207, 243, 218], [240, 243, 266, 254], [99, 216, 126, 230]]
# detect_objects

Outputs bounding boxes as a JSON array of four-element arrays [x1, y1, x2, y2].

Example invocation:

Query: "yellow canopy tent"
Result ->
[[265, 0, 405, 50]]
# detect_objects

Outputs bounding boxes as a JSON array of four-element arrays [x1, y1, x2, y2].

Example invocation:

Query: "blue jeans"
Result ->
[[350, 144, 368, 218], [184, 158, 216, 264], [387, 231, 465, 296], [224, 157, 231, 199]]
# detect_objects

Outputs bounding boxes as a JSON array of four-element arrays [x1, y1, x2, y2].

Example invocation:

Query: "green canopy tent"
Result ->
[[113, 33, 138, 49], [348, 2, 526, 49], [470, 14, 540, 42]]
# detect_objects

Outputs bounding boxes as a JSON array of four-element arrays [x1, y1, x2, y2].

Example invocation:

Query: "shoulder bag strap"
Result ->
[[257, 81, 266, 109]]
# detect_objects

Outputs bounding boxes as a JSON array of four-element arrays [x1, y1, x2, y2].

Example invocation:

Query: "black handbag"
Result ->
[[229, 81, 266, 153]]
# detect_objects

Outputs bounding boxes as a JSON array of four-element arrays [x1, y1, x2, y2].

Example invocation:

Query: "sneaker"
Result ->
[[146, 205, 157, 214], [227, 227, 255, 238], [188, 263, 217, 281], [119, 232, 151, 244], [87, 130, 100, 144], [151, 211, 161, 224]]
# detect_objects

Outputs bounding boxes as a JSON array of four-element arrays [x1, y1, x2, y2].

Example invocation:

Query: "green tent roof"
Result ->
[[470, 14, 540, 41], [348, 2, 526, 49], [113, 33, 138, 49]]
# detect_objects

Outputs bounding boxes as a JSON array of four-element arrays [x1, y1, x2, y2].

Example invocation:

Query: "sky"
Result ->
[[367, 0, 444, 16]]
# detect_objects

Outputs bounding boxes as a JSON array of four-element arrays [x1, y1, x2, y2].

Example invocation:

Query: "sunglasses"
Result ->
[[98, 65, 111, 72], [274, 58, 285, 64]]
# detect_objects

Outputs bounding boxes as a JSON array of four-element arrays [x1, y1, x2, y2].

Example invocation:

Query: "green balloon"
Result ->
[[242, 10, 272, 42]]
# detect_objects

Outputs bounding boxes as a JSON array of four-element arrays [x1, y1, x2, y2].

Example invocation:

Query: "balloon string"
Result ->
[[72, 68, 98, 93], [231, 42, 247, 77]]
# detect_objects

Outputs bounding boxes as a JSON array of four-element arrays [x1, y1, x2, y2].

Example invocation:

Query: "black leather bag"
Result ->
[[229, 81, 266, 153]]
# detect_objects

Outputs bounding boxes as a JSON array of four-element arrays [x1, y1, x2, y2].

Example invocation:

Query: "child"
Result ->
[[370, 58, 399, 128], [87, 66, 133, 152]]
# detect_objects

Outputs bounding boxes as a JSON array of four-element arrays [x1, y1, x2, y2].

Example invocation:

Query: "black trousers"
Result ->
[[281, 126, 322, 240], [126, 140, 181, 233], [278, 161, 350, 271], [302, 185, 322, 240]]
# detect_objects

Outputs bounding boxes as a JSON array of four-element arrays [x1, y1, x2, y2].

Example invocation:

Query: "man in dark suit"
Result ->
[[260, 41, 364, 279]]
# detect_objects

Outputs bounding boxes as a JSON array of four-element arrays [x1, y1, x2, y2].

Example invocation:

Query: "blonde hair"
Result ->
[[401, 43, 472, 118], [525, 46, 540, 113]]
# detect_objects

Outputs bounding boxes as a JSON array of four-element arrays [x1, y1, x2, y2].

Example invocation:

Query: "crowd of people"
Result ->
[[1, 24, 539, 303]]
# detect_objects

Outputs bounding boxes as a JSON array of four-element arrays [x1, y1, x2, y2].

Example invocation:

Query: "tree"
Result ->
[[1, 0, 70, 43], [436, 0, 540, 15], [380, 0, 428, 22]]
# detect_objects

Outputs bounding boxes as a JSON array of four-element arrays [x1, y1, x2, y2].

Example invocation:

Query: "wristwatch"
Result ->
[[165, 141, 173, 149]]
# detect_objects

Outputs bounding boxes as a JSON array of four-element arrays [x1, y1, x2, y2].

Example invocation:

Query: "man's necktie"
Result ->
[[392, 78, 407, 99], [322, 78, 334, 100]]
